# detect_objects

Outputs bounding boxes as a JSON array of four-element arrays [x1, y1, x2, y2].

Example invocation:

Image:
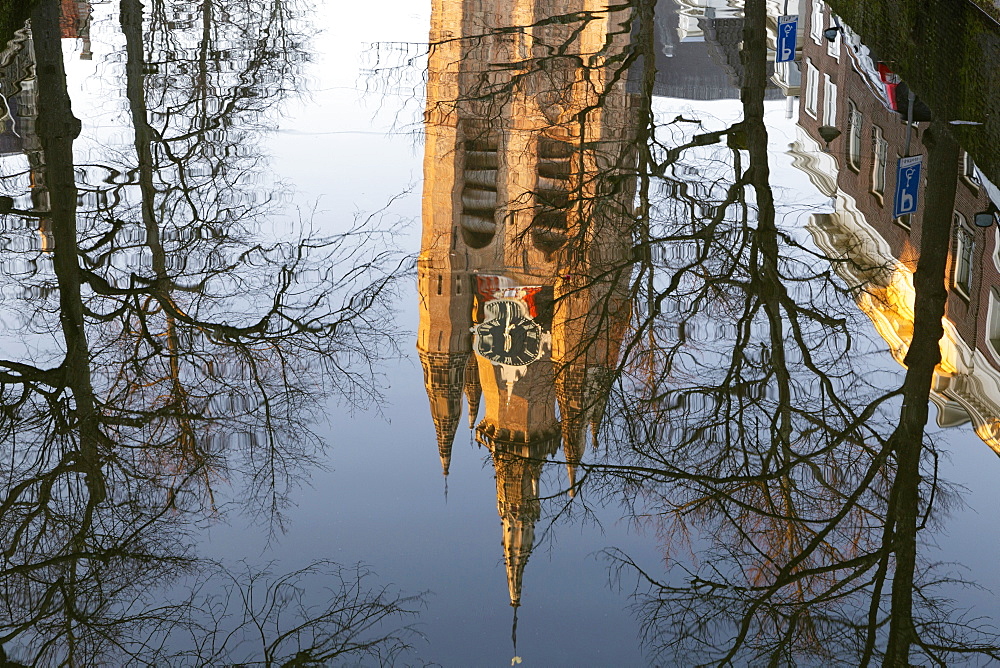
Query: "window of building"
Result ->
[[826, 16, 841, 59], [846, 101, 862, 171], [822, 75, 837, 126], [805, 60, 819, 118], [810, 0, 825, 44], [953, 215, 974, 298], [871, 126, 887, 198], [994, 227, 1000, 272], [774, 60, 801, 90], [988, 290, 1000, 363], [961, 151, 980, 191]]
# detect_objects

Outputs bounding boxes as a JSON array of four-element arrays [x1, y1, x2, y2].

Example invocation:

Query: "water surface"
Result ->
[[2, 0, 1000, 666]]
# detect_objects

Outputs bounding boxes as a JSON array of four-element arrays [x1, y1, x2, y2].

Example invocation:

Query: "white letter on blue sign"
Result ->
[[893, 155, 924, 218], [777, 16, 797, 63]]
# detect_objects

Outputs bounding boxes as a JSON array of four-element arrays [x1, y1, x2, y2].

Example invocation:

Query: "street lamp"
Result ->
[[974, 205, 999, 228], [823, 14, 844, 43], [818, 125, 841, 152]]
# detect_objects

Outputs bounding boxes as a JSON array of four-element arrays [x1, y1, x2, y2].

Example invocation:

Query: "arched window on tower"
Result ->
[[460, 120, 498, 248]]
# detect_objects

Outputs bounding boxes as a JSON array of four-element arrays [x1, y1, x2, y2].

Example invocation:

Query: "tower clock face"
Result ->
[[473, 299, 543, 367]]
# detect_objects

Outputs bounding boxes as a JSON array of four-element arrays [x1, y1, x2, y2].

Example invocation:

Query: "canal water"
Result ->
[[2, 0, 1000, 666]]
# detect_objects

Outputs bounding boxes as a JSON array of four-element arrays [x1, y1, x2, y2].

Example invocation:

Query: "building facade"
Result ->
[[791, 0, 1000, 450]]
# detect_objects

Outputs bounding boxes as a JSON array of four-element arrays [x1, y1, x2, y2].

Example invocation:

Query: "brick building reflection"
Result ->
[[418, 0, 637, 609], [658, 0, 788, 100], [59, 0, 93, 60], [0, 1, 93, 253], [789, 0, 1000, 451]]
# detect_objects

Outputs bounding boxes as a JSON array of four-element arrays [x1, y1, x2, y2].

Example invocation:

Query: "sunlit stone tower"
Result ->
[[418, 0, 638, 610]]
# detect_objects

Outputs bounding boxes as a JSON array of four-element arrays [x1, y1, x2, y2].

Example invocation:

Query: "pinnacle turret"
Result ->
[[556, 361, 588, 495], [419, 351, 470, 476], [464, 356, 482, 429]]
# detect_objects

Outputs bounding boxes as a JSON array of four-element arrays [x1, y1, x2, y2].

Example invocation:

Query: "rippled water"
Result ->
[[2, 0, 1000, 666]]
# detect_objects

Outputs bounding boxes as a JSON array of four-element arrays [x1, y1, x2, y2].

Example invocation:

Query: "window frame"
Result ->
[[805, 60, 819, 118], [822, 74, 837, 127], [960, 151, 981, 192], [871, 125, 887, 200], [846, 100, 862, 171], [952, 214, 974, 299], [810, 0, 825, 45]]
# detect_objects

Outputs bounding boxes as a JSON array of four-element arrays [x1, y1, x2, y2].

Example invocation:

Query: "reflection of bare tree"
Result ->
[[506, 2, 1000, 666], [417, 5, 645, 647], [407, 0, 1000, 660], [97, 0, 401, 517], [134, 561, 425, 667], [0, 0, 415, 664]]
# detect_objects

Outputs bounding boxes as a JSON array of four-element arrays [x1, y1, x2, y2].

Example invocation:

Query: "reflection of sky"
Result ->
[[206, 309, 657, 665], [55, 2, 654, 665], [29, 0, 1000, 663], [648, 93, 1000, 649]]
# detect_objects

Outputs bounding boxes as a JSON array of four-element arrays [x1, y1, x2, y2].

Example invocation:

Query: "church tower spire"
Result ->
[[484, 428, 560, 608], [420, 0, 640, 628], [464, 355, 482, 429], [419, 351, 470, 476], [556, 361, 588, 496]]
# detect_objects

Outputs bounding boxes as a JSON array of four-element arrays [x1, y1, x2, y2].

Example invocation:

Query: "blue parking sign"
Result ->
[[777, 15, 797, 63], [893, 155, 923, 218]]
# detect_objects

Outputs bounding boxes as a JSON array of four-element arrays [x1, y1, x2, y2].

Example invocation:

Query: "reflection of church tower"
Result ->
[[489, 436, 559, 607], [419, 0, 637, 611]]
